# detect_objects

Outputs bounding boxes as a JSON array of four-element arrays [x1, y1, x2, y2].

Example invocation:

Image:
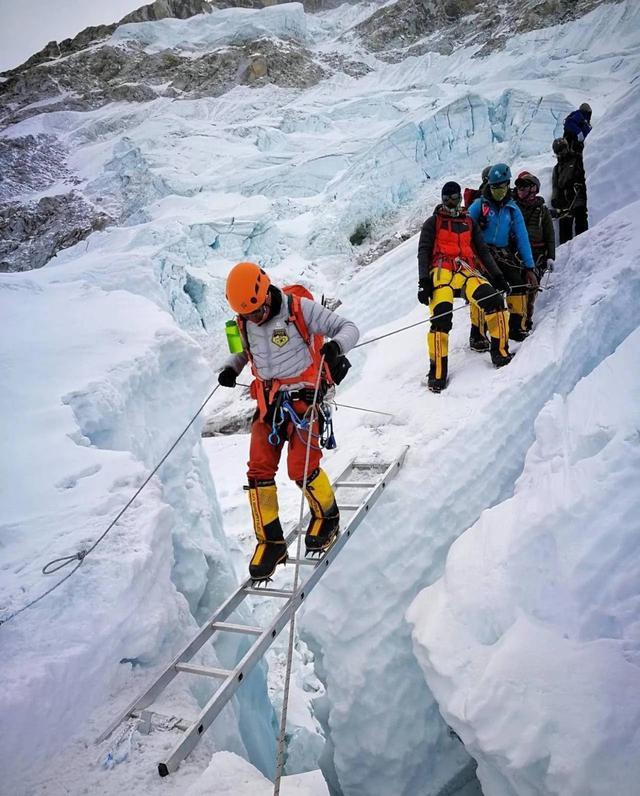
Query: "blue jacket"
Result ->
[[468, 196, 534, 268], [564, 109, 592, 143]]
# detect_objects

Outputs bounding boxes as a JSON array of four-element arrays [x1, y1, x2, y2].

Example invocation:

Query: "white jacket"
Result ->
[[224, 289, 359, 392]]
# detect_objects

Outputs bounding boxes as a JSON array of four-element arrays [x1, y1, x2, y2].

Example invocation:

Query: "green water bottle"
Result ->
[[225, 319, 243, 354]]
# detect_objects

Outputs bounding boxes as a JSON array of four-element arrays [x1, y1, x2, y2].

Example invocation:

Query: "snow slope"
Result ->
[[406, 93, 640, 795], [1, 0, 639, 794]]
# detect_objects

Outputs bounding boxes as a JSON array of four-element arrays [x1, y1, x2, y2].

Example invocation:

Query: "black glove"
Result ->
[[491, 272, 510, 295], [417, 278, 431, 305], [525, 269, 539, 290], [218, 367, 237, 388], [320, 340, 341, 366]]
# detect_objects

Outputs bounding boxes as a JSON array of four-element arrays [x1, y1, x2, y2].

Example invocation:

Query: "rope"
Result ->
[[334, 401, 395, 417], [0, 384, 221, 628], [353, 283, 532, 350], [273, 357, 326, 795]]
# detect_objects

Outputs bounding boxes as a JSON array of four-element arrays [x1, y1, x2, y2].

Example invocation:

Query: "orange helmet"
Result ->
[[225, 262, 271, 314]]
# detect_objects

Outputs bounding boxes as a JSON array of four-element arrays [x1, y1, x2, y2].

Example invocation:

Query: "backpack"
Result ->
[[283, 285, 351, 387], [463, 187, 481, 208], [238, 285, 350, 417]]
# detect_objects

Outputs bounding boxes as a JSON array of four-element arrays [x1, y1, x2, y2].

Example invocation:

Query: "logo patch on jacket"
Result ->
[[271, 328, 289, 348]]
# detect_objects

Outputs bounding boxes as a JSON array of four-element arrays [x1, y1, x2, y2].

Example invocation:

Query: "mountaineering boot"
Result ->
[[486, 310, 513, 368], [297, 468, 340, 554], [506, 294, 529, 342], [427, 330, 449, 393], [246, 480, 287, 581], [469, 324, 490, 352], [427, 373, 447, 392], [469, 303, 489, 351]]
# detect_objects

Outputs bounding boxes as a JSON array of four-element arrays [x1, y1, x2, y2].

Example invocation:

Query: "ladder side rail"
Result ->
[[98, 458, 359, 745], [158, 447, 409, 776], [97, 580, 251, 743], [295, 449, 407, 598], [158, 597, 303, 776]]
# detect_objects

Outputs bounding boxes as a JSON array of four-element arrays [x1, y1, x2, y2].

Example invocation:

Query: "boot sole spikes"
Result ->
[[305, 528, 340, 558]]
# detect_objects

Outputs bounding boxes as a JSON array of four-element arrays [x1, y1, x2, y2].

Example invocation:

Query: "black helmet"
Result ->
[[481, 165, 491, 183], [579, 102, 592, 115], [552, 137, 569, 156], [441, 180, 462, 199]]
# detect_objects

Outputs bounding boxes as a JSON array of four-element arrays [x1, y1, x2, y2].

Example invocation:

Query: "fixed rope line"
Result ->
[[353, 282, 533, 349], [234, 383, 394, 419], [273, 356, 326, 796], [333, 402, 395, 417], [0, 383, 222, 628]]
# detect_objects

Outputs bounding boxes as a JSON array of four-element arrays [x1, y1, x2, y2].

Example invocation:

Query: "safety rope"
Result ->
[[273, 356, 326, 795], [0, 384, 221, 628], [353, 283, 532, 349], [3, 275, 540, 631]]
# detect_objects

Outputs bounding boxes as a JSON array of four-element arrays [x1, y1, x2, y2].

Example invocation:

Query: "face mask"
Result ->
[[442, 195, 461, 214], [490, 184, 509, 201]]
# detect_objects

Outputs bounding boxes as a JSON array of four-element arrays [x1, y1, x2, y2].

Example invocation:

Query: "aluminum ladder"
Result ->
[[97, 446, 408, 777]]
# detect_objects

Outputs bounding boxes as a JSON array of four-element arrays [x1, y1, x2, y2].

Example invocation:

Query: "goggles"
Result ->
[[516, 182, 538, 193]]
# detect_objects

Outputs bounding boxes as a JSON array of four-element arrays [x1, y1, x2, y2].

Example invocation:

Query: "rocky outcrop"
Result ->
[[0, 38, 326, 128], [0, 0, 214, 77], [0, 193, 112, 272], [354, 0, 612, 60], [0, 135, 74, 203], [353, 0, 480, 55]]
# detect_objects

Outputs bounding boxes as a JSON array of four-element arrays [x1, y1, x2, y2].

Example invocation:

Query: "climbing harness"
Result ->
[[267, 390, 336, 452]]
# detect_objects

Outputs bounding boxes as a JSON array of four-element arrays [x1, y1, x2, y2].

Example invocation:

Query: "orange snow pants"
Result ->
[[247, 399, 322, 482]]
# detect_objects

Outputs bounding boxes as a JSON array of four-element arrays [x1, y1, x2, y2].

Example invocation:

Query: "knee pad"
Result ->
[[430, 301, 453, 333], [472, 283, 503, 315]]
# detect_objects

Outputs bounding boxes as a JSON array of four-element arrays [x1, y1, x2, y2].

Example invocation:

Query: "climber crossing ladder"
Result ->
[[97, 446, 408, 777]]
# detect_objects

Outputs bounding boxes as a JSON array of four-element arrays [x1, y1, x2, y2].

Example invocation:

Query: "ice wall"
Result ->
[[405, 55, 640, 796], [408, 285, 640, 796], [0, 257, 275, 788]]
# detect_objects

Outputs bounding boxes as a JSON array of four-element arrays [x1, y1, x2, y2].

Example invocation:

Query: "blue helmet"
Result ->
[[487, 163, 512, 185]]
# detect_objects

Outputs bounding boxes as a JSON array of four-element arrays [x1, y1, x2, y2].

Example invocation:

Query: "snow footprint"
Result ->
[[55, 464, 102, 490]]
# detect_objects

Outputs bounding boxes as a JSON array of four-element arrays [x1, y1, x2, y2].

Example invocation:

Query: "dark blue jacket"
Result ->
[[564, 109, 592, 143], [468, 196, 534, 268]]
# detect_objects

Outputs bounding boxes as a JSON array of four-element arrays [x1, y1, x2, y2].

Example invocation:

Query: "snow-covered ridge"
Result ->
[[404, 74, 640, 796], [111, 3, 309, 52]]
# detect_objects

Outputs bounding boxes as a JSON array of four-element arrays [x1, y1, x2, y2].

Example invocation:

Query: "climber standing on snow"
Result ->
[[563, 102, 592, 151], [218, 262, 359, 582], [551, 137, 589, 243], [468, 164, 537, 342], [512, 170, 556, 332], [417, 181, 512, 394]]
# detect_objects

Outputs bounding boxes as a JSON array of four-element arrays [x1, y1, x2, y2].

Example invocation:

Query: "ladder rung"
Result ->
[[244, 588, 293, 598], [335, 481, 376, 489], [338, 504, 363, 511], [211, 621, 263, 635], [287, 558, 316, 566], [175, 663, 231, 679]]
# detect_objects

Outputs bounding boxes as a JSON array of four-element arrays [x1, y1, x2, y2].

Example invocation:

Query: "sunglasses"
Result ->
[[516, 183, 537, 191], [443, 193, 461, 202], [490, 182, 510, 190]]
